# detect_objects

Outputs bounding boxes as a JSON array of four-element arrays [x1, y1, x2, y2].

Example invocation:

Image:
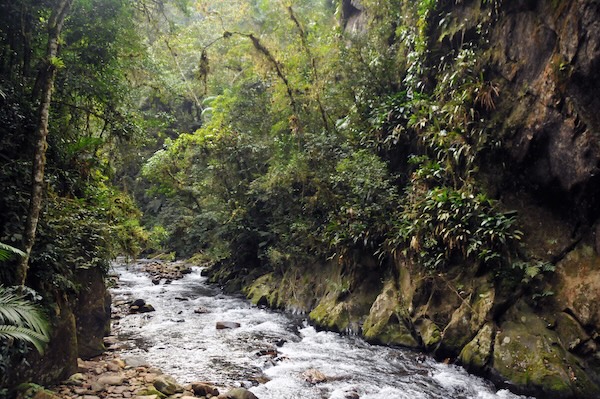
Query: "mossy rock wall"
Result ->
[[219, 242, 600, 398]]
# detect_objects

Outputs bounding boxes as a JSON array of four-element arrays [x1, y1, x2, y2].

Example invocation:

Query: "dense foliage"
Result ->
[[0, 0, 153, 374], [1, 0, 549, 386], [138, 0, 526, 280]]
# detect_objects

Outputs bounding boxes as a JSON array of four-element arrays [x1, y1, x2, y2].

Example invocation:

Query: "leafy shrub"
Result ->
[[392, 184, 522, 270], [325, 150, 400, 251]]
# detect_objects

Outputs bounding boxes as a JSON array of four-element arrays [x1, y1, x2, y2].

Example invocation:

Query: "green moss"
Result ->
[[459, 322, 494, 371], [491, 301, 600, 398], [136, 388, 166, 399], [361, 279, 419, 347], [244, 273, 276, 306], [15, 384, 59, 399], [369, 321, 419, 347], [418, 319, 442, 349], [309, 296, 350, 331]]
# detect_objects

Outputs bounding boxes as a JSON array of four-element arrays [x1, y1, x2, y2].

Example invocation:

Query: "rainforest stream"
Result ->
[[110, 260, 532, 399]]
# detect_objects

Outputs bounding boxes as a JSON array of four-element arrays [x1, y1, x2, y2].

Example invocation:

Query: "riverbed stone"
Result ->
[[136, 387, 166, 399], [66, 373, 87, 386], [123, 356, 150, 368], [219, 388, 258, 399], [97, 375, 125, 386], [302, 368, 327, 384], [153, 375, 183, 395], [191, 382, 219, 396], [216, 321, 241, 329]]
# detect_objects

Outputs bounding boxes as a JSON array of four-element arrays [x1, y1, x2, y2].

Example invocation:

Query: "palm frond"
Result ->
[[0, 288, 49, 334], [0, 325, 49, 354], [0, 286, 50, 354], [0, 242, 26, 262]]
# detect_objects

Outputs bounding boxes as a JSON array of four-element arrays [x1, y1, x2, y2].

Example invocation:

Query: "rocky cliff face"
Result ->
[[210, 1, 600, 398], [491, 0, 600, 222]]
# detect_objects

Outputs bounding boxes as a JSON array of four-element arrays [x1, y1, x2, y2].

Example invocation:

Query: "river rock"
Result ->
[[131, 299, 146, 307], [123, 356, 150, 368], [130, 303, 155, 313], [98, 375, 125, 386], [194, 306, 210, 314], [218, 388, 258, 399], [153, 375, 184, 395], [191, 382, 219, 396], [302, 368, 327, 384], [256, 348, 277, 357], [66, 373, 87, 386], [216, 321, 241, 329], [89, 382, 104, 393]]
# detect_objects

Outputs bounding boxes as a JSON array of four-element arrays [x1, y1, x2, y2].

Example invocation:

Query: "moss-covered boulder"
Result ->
[[9, 298, 79, 387], [244, 273, 277, 307], [492, 301, 599, 398], [555, 244, 600, 329], [74, 267, 111, 359], [458, 322, 495, 372], [309, 294, 352, 332], [362, 279, 419, 347], [435, 278, 495, 358], [415, 318, 442, 350], [555, 312, 593, 354]]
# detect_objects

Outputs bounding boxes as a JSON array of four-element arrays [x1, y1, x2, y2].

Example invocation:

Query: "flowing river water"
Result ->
[[110, 260, 532, 399]]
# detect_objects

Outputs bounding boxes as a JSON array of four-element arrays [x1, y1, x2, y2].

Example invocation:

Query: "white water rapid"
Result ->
[[110, 261, 532, 399]]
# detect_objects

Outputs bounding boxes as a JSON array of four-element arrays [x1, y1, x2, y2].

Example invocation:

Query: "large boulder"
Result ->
[[362, 279, 419, 347], [491, 301, 599, 398], [74, 267, 111, 359], [153, 375, 183, 396]]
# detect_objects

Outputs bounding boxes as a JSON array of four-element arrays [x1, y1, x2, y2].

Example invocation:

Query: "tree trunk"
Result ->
[[16, 0, 73, 287]]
